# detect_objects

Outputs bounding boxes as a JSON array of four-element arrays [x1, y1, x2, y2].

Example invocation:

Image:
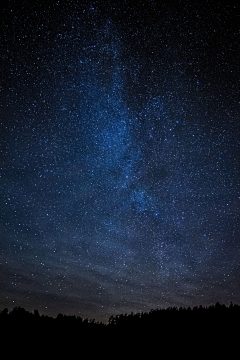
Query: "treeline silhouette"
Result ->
[[1, 302, 239, 355], [1, 302, 239, 334]]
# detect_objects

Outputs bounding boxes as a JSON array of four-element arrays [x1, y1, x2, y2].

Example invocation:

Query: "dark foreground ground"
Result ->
[[1, 302, 239, 357]]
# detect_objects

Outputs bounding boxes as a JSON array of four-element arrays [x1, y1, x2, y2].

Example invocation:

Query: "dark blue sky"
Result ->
[[1, 0, 239, 322]]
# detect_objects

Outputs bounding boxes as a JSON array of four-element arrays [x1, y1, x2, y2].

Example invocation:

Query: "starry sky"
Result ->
[[1, 0, 239, 322]]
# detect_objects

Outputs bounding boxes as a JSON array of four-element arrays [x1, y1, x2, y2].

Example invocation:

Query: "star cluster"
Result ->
[[1, 1, 239, 322]]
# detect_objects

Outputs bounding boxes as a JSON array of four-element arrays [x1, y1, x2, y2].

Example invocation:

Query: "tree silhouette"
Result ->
[[1, 301, 239, 355]]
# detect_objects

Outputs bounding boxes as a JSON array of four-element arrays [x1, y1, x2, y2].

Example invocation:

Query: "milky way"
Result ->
[[1, 1, 239, 322]]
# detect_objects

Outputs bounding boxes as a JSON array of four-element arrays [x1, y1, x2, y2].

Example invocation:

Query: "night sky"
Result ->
[[1, 0, 239, 323]]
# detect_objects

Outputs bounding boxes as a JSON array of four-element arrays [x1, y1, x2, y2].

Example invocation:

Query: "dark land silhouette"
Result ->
[[1, 302, 239, 356]]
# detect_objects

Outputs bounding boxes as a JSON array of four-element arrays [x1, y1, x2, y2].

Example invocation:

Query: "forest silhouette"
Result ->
[[1, 301, 239, 355]]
